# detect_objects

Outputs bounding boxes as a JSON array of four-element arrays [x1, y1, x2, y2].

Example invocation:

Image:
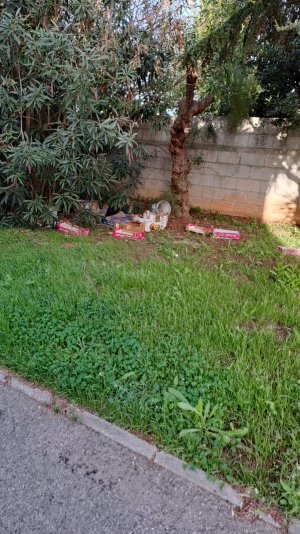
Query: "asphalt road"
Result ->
[[0, 382, 280, 534]]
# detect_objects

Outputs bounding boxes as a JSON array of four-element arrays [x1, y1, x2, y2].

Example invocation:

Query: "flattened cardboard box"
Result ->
[[102, 211, 132, 227], [114, 221, 145, 232], [113, 221, 145, 239]]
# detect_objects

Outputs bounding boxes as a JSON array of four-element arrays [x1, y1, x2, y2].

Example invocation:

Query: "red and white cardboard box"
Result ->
[[112, 228, 144, 240], [213, 228, 240, 240], [56, 220, 90, 236], [277, 246, 300, 255], [112, 221, 145, 240]]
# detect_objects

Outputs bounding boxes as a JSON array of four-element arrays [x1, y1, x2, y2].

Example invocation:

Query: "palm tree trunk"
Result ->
[[169, 66, 214, 216]]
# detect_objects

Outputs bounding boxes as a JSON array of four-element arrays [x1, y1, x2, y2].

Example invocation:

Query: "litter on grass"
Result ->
[[133, 211, 168, 232], [130, 201, 171, 233], [151, 200, 172, 216], [113, 221, 145, 240], [277, 246, 300, 255], [56, 220, 90, 236], [102, 211, 132, 227], [100, 202, 170, 233], [186, 224, 213, 235], [186, 224, 240, 240], [213, 229, 240, 240]]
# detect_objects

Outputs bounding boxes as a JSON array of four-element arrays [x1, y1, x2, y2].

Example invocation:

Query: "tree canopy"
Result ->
[[196, 0, 300, 128], [251, 22, 300, 127]]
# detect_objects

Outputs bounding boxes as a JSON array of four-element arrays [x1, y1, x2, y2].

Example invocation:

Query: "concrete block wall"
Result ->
[[135, 118, 300, 223]]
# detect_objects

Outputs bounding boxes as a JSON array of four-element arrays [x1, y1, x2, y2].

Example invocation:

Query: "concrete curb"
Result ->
[[0, 369, 52, 404], [289, 520, 300, 534], [0, 367, 287, 531], [10, 378, 53, 405], [78, 410, 157, 460], [0, 368, 8, 383], [154, 451, 242, 507], [257, 512, 283, 530]]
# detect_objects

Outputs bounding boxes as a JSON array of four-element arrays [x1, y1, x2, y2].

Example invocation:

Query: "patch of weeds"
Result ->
[[278, 474, 300, 515], [271, 262, 300, 292], [189, 206, 202, 215], [191, 152, 204, 166], [165, 386, 248, 444], [212, 212, 231, 224], [235, 242, 255, 258], [68, 406, 82, 423], [159, 247, 179, 259], [147, 232, 173, 246], [246, 220, 261, 231]]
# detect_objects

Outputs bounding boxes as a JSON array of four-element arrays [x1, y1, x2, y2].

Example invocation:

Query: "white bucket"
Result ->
[[151, 200, 171, 216]]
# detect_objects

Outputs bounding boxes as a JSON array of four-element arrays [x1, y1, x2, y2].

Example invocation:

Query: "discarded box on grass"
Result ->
[[112, 229, 145, 240], [186, 223, 240, 239], [213, 228, 240, 240], [277, 246, 300, 255], [102, 211, 132, 227], [113, 221, 145, 240], [56, 220, 90, 236], [186, 223, 214, 235], [133, 211, 168, 232]]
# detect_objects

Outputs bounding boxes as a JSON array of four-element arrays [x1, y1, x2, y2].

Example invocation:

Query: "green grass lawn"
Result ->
[[1, 216, 300, 514]]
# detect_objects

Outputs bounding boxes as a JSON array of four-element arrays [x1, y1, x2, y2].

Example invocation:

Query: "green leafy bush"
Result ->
[[0, 1, 144, 226]]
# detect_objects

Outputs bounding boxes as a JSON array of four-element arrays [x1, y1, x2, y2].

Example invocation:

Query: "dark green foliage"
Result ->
[[251, 34, 300, 128], [190, 1, 300, 129], [0, 7, 135, 222], [72, 208, 102, 229], [184, 0, 283, 69], [0, 1, 158, 226], [201, 64, 262, 131], [3, 295, 233, 475], [219, 67, 261, 131]]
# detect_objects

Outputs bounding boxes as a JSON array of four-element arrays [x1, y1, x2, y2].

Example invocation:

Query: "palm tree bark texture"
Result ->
[[169, 67, 214, 216]]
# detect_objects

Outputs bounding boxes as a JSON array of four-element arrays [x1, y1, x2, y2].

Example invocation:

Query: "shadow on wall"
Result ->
[[263, 157, 300, 225]]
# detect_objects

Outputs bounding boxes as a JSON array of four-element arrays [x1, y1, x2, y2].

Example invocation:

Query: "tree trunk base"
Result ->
[[171, 179, 190, 217]]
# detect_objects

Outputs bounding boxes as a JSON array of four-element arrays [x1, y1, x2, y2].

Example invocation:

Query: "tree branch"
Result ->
[[186, 65, 198, 109], [191, 95, 215, 116]]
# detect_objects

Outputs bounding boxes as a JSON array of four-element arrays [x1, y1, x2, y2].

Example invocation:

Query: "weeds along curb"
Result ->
[[0, 366, 291, 532]]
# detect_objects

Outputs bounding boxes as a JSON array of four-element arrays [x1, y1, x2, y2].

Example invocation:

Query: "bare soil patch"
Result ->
[[239, 321, 293, 339]]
